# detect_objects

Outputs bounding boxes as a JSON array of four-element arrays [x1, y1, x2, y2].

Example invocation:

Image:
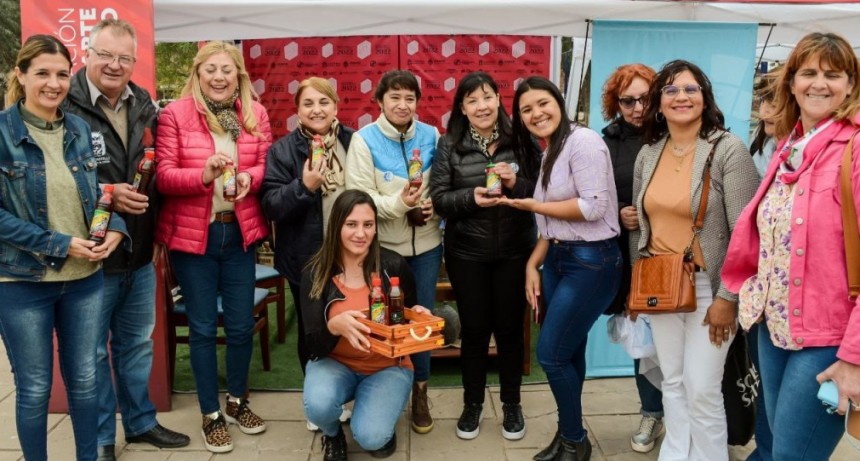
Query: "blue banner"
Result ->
[[589, 20, 757, 144]]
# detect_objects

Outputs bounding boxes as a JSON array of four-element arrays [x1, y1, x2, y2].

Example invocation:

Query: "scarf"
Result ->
[[299, 119, 344, 196], [469, 123, 500, 157], [776, 117, 835, 184], [203, 90, 241, 141]]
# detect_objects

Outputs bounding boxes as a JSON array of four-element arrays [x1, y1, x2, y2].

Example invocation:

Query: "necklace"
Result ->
[[674, 153, 690, 172], [669, 140, 695, 157]]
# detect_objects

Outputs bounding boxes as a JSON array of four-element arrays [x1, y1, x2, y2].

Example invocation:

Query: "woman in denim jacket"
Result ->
[[0, 35, 126, 461]]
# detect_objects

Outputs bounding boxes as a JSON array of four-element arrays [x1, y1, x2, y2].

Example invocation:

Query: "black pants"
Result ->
[[289, 281, 310, 375], [445, 255, 528, 405]]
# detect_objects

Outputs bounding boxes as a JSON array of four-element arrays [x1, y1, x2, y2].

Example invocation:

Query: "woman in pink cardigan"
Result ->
[[156, 41, 271, 454], [722, 32, 860, 459]]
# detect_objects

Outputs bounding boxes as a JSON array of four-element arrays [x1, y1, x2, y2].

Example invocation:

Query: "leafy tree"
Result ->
[[155, 42, 197, 101], [0, 0, 22, 105]]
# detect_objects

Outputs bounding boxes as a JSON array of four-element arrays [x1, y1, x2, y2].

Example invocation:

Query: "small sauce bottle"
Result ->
[[485, 162, 502, 197], [89, 184, 114, 244], [407, 148, 423, 188], [222, 160, 237, 201]]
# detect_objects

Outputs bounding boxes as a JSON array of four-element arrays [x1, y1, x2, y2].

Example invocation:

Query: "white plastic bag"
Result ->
[[606, 314, 656, 359]]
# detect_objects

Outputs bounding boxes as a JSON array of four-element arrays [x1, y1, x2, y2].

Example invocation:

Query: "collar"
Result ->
[[86, 74, 134, 112], [18, 100, 64, 130], [376, 113, 416, 141]]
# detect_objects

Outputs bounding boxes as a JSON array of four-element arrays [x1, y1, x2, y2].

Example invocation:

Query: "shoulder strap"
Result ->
[[684, 133, 725, 257], [841, 129, 860, 299]]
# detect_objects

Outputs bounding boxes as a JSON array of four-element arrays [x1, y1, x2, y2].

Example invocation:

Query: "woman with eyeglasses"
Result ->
[[599, 63, 665, 454], [632, 60, 759, 460]]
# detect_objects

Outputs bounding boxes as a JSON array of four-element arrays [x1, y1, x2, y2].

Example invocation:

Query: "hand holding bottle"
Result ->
[[110, 183, 149, 215], [234, 172, 253, 202], [90, 231, 124, 261], [301, 157, 326, 192], [202, 153, 233, 185]]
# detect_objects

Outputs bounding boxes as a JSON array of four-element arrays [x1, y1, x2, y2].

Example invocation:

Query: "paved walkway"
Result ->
[[0, 343, 855, 460]]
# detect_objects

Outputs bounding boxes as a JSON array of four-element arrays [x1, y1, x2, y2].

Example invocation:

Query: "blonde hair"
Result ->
[[181, 41, 261, 137], [5, 35, 71, 108], [772, 32, 860, 139], [294, 77, 339, 106]]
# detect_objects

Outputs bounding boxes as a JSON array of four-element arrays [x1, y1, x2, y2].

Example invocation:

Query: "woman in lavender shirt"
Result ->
[[503, 77, 621, 461]]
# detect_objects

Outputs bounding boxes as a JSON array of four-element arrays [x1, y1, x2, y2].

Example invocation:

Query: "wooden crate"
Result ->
[[357, 308, 445, 358]]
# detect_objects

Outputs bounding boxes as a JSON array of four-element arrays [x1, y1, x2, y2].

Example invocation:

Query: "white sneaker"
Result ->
[[306, 405, 351, 432], [631, 415, 665, 453]]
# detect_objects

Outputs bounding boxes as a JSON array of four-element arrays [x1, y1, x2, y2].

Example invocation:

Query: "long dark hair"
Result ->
[[750, 67, 780, 156], [641, 60, 725, 145], [446, 72, 539, 179], [305, 190, 381, 299], [512, 76, 573, 190]]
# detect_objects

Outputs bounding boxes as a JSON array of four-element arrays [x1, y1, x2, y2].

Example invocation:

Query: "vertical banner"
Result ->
[[400, 35, 552, 131], [589, 20, 757, 144], [243, 36, 399, 139], [20, 0, 156, 97]]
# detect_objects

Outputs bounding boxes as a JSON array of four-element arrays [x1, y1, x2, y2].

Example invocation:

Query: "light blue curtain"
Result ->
[[588, 19, 757, 144]]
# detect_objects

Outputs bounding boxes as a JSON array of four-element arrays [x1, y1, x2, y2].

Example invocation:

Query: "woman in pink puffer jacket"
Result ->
[[155, 40, 271, 454]]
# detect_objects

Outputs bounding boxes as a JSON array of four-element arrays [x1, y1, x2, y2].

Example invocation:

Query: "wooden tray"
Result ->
[[357, 308, 445, 358]]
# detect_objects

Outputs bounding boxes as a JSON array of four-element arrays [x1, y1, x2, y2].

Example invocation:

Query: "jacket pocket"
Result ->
[[0, 164, 31, 219]]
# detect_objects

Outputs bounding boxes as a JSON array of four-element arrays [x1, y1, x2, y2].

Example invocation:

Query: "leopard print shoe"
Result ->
[[202, 412, 233, 453], [225, 397, 267, 434]]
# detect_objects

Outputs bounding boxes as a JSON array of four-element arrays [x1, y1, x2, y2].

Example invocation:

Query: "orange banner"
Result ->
[[20, 0, 156, 97]]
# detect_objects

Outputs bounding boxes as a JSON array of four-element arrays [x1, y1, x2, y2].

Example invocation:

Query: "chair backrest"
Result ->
[[154, 243, 181, 313]]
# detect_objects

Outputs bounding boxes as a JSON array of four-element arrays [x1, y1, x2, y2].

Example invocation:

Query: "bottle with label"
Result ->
[[222, 159, 237, 201], [89, 184, 114, 244], [131, 148, 156, 195], [485, 162, 502, 197], [310, 134, 325, 169], [368, 275, 388, 325], [388, 276, 404, 325], [407, 148, 423, 188]]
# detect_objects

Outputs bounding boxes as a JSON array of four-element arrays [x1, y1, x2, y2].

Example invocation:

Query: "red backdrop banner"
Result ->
[[243, 35, 552, 139], [20, 0, 156, 97]]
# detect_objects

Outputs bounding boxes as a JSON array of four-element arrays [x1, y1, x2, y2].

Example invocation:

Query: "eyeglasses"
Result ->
[[618, 96, 646, 109], [89, 48, 136, 67], [661, 84, 701, 97]]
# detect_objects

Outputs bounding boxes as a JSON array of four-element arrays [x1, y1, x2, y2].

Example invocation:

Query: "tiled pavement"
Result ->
[[0, 343, 855, 460]]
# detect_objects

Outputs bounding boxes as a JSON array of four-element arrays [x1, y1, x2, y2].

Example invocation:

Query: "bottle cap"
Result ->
[[103, 184, 114, 194], [144, 149, 155, 159], [390, 276, 400, 285], [371, 275, 382, 286], [412, 148, 420, 156]]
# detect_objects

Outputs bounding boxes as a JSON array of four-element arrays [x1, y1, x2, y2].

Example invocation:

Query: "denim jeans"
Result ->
[[304, 358, 413, 450], [97, 263, 158, 446], [537, 239, 621, 443], [745, 323, 773, 461], [404, 243, 443, 382], [634, 358, 664, 418], [288, 281, 309, 375], [170, 222, 256, 414], [757, 323, 843, 460], [0, 271, 103, 461]]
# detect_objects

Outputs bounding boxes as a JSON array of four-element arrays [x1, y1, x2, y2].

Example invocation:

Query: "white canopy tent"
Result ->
[[153, 0, 860, 60]]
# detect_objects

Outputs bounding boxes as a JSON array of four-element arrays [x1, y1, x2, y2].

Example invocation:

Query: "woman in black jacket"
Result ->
[[600, 63, 665, 454], [300, 189, 425, 461], [261, 77, 356, 377], [430, 71, 540, 441]]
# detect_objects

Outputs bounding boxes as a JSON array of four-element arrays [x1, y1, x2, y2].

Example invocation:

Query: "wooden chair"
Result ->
[[255, 264, 287, 343], [154, 244, 272, 388]]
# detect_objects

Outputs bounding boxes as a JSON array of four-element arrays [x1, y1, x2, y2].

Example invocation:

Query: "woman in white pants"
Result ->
[[629, 60, 759, 460]]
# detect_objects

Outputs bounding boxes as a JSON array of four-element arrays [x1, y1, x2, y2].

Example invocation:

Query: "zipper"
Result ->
[[400, 132, 417, 256]]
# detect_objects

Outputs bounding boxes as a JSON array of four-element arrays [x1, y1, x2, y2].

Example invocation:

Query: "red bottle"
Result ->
[[222, 160, 237, 200], [89, 184, 114, 244], [368, 275, 388, 325], [485, 162, 502, 197], [388, 276, 404, 325], [407, 148, 423, 188], [131, 148, 155, 195]]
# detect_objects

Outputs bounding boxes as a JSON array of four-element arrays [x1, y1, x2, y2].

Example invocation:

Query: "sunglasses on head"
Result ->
[[661, 84, 702, 97], [618, 96, 646, 109]]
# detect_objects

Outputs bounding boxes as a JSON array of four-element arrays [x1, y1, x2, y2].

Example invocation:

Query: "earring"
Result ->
[[655, 112, 665, 123]]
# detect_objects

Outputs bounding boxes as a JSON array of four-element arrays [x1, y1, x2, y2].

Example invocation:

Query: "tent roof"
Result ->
[[154, 0, 860, 56]]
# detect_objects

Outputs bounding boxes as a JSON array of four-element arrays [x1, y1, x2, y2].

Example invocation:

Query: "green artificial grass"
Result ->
[[171, 296, 547, 392]]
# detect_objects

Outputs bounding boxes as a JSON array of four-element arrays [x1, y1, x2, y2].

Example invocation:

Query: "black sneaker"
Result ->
[[369, 433, 396, 458], [502, 403, 526, 440], [322, 427, 348, 461], [456, 402, 483, 440]]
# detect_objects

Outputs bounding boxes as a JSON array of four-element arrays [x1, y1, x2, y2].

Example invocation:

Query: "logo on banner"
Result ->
[[91, 132, 108, 164]]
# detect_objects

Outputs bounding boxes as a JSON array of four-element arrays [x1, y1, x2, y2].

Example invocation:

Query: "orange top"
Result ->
[[329, 277, 413, 374], [644, 147, 705, 268]]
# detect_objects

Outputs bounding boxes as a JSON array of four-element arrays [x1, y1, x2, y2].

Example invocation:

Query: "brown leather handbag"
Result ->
[[841, 130, 860, 299], [628, 135, 723, 314]]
